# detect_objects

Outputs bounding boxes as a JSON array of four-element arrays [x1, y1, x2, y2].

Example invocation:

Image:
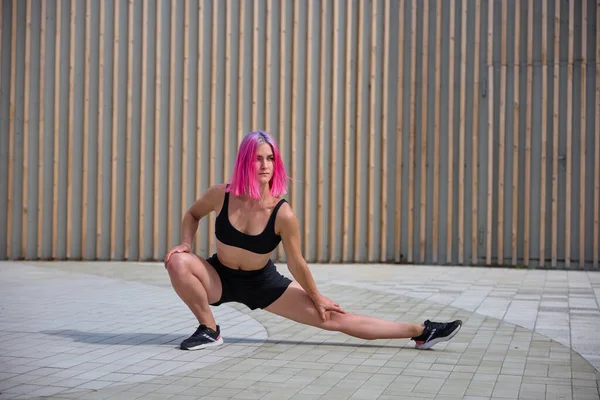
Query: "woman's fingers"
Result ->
[[329, 304, 346, 314], [319, 308, 327, 322], [164, 250, 173, 264]]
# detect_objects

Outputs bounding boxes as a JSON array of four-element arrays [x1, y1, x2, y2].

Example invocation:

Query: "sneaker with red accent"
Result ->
[[180, 324, 224, 350], [411, 320, 462, 350]]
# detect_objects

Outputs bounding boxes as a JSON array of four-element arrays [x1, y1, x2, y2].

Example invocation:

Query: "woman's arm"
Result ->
[[180, 184, 222, 248], [278, 206, 320, 298], [165, 184, 224, 263], [278, 204, 345, 320]]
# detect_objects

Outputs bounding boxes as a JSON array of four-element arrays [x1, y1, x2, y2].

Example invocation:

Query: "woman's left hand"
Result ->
[[312, 294, 346, 322]]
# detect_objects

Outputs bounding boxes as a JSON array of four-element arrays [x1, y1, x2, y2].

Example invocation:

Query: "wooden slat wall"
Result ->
[[1, 0, 599, 269]]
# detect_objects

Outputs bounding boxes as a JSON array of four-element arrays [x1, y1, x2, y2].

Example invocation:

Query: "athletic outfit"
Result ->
[[179, 188, 463, 351], [180, 189, 292, 350], [207, 190, 292, 310]]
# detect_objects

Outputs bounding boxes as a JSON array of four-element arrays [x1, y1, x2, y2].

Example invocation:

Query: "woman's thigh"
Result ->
[[264, 282, 342, 330], [169, 252, 223, 304]]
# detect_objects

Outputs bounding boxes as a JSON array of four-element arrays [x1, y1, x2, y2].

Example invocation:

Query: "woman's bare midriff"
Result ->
[[215, 241, 274, 271]]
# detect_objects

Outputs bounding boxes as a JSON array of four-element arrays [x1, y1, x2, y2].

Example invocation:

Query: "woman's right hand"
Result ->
[[164, 243, 191, 267]]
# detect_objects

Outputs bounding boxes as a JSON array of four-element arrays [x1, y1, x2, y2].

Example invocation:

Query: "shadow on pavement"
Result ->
[[40, 330, 416, 350]]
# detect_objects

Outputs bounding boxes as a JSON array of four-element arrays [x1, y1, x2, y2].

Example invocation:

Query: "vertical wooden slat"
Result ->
[[305, 0, 314, 258], [181, 0, 189, 223], [291, 0, 299, 223], [447, 0, 456, 264], [167, 3, 176, 251], [407, 0, 416, 263], [52, 0, 61, 259], [512, 0, 521, 266], [368, 0, 379, 261], [37, 0, 47, 259], [394, 0, 405, 262], [278, 0, 287, 165], [472, 0, 481, 265], [498, 0, 507, 265], [124, 0, 133, 258], [6, 0, 14, 260], [236, 0, 245, 145], [485, 0, 493, 265], [595, 0, 600, 268], [551, 0, 560, 267], [194, 0, 204, 254], [524, 0, 533, 265], [418, 0, 429, 263], [380, 0, 390, 262], [579, 0, 587, 267], [342, 1, 353, 261], [81, 0, 91, 259], [265, 0, 271, 130], [317, 0, 327, 262], [432, 0, 442, 264], [67, 0, 76, 258], [277, 0, 289, 261], [353, 0, 364, 261], [153, 0, 162, 259], [329, 0, 340, 261], [208, 2, 218, 254], [223, 0, 232, 180], [566, 0, 574, 267], [110, 0, 120, 259], [109, 0, 121, 259], [138, 0, 147, 258], [96, 1, 105, 258], [252, 0, 260, 129], [539, 0, 548, 267], [22, 0, 32, 258], [458, 0, 467, 264]]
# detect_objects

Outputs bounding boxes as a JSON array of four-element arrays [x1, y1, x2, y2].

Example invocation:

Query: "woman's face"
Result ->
[[256, 143, 274, 184]]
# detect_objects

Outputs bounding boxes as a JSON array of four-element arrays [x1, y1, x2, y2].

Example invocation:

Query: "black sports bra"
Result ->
[[215, 190, 287, 254]]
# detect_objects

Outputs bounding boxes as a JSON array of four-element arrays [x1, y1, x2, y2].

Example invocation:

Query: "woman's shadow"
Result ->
[[40, 329, 412, 349]]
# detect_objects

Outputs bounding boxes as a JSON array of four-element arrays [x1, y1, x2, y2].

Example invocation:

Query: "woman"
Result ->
[[164, 131, 461, 351]]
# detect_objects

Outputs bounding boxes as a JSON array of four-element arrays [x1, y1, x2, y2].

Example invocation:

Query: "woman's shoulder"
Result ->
[[275, 199, 295, 219], [202, 183, 228, 204], [206, 183, 228, 194]]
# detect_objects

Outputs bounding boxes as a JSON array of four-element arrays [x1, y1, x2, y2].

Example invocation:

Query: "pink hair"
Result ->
[[227, 131, 289, 199]]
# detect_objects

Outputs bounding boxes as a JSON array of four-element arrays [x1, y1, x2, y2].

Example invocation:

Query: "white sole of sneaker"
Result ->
[[414, 324, 462, 350], [182, 337, 224, 351]]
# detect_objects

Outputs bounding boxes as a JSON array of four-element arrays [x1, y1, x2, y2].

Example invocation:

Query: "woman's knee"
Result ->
[[321, 311, 350, 332], [165, 252, 196, 277]]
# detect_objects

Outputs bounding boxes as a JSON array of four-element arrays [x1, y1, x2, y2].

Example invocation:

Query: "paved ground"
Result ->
[[1, 260, 599, 400]]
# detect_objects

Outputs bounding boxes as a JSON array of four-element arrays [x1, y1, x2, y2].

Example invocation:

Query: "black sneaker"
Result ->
[[180, 324, 224, 350], [411, 320, 462, 350]]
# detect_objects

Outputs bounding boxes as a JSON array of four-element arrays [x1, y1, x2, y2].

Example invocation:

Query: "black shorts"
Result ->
[[206, 254, 293, 310]]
